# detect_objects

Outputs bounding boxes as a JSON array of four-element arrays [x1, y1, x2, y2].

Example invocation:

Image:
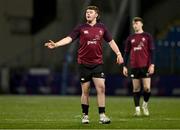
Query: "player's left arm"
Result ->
[[148, 50, 155, 75], [109, 40, 124, 64], [148, 34, 155, 75]]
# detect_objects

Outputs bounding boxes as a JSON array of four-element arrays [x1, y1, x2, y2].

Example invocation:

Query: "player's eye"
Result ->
[[90, 11, 94, 14]]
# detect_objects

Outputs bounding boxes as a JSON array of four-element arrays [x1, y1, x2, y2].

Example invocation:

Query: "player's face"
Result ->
[[86, 9, 98, 22], [132, 21, 143, 32]]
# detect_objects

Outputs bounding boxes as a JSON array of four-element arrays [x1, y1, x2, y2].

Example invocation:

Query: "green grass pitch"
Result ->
[[0, 95, 180, 129]]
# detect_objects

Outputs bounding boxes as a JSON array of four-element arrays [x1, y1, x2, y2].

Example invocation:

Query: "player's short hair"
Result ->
[[133, 17, 143, 23], [85, 5, 100, 21]]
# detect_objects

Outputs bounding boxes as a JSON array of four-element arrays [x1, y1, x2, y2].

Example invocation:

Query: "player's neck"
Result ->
[[135, 29, 144, 34], [87, 19, 97, 26]]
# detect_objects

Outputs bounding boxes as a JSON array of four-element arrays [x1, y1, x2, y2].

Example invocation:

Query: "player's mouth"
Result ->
[[87, 16, 91, 19]]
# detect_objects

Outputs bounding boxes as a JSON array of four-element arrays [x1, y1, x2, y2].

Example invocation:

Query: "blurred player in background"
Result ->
[[123, 17, 155, 116], [45, 5, 123, 124]]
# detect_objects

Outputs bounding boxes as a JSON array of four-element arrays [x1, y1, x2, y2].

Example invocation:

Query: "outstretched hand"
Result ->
[[44, 40, 56, 49]]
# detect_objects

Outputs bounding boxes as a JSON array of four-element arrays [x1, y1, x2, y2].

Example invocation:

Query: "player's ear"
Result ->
[[95, 13, 98, 18], [96, 13, 100, 22]]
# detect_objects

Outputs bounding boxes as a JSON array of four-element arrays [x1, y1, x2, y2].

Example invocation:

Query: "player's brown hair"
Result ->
[[133, 17, 143, 23]]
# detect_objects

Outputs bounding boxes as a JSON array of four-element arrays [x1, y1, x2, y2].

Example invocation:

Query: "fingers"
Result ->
[[44, 42, 49, 46], [148, 69, 151, 74], [123, 71, 128, 77], [148, 66, 154, 75], [123, 67, 128, 77], [148, 69, 154, 75], [44, 40, 52, 46], [116, 56, 124, 64], [116, 58, 119, 64], [120, 59, 124, 64], [44, 40, 56, 49], [125, 70, 128, 77], [44, 40, 54, 45], [49, 40, 54, 43]]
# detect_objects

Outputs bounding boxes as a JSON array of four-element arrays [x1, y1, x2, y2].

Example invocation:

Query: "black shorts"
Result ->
[[79, 64, 105, 83], [130, 67, 150, 79]]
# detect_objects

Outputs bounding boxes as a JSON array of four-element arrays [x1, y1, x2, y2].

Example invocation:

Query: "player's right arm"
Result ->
[[44, 36, 72, 49], [123, 37, 131, 77], [123, 51, 130, 77]]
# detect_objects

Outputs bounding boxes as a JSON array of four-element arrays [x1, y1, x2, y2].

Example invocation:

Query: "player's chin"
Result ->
[[86, 18, 92, 22]]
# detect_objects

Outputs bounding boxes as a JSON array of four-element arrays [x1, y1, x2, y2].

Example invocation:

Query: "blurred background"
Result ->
[[0, 0, 179, 96]]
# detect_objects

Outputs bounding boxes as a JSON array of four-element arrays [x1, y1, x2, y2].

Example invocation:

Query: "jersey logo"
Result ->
[[87, 41, 97, 45], [134, 41, 144, 51], [99, 30, 103, 35], [142, 37, 146, 41], [131, 39, 135, 43], [83, 30, 89, 34]]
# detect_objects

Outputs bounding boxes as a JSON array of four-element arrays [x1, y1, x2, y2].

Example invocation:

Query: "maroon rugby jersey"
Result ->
[[124, 32, 154, 68], [68, 23, 112, 65]]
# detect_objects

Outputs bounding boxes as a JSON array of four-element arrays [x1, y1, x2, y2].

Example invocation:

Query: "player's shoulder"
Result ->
[[76, 23, 88, 28], [96, 22, 105, 26], [127, 33, 136, 40], [96, 22, 108, 28], [143, 32, 152, 37], [77, 22, 107, 27]]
